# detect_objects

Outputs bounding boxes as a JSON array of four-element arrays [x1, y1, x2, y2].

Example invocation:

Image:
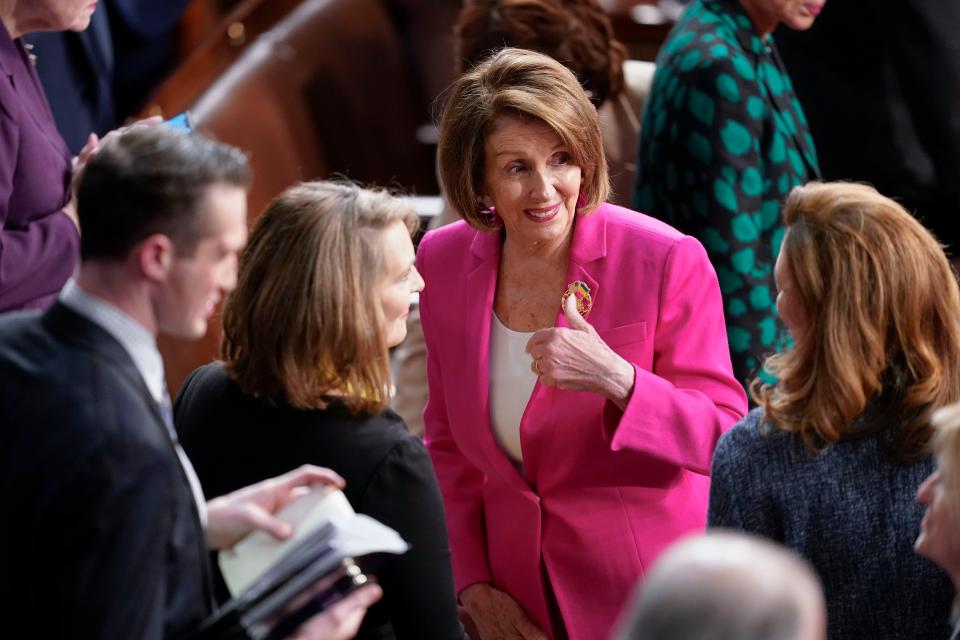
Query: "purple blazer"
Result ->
[[0, 24, 79, 312], [418, 203, 748, 640]]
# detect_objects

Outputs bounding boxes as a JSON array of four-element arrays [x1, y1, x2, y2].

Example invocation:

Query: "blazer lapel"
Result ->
[[519, 210, 607, 480], [42, 302, 217, 606], [44, 302, 166, 428], [555, 211, 605, 329], [463, 230, 534, 489]]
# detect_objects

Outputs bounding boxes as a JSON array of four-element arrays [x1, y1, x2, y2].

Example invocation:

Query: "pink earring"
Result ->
[[576, 190, 588, 209], [478, 203, 502, 227]]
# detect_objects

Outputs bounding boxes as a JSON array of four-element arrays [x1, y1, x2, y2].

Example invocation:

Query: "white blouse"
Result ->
[[489, 312, 538, 462]]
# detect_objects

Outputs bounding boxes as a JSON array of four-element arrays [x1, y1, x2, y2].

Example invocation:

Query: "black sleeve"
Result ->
[[39, 440, 180, 639], [357, 433, 467, 640], [173, 365, 204, 439]]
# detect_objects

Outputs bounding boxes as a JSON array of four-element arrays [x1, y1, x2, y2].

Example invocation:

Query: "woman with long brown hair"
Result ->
[[173, 181, 466, 640], [709, 181, 960, 639]]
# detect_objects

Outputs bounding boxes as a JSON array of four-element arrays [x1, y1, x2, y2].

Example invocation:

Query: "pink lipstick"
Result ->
[[524, 202, 561, 223]]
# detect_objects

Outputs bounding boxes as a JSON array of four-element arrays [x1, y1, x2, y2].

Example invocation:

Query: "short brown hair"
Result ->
[[455, 0, 628, 107], [78, 127, 250, 260], [752, 182, 960, 461], [220, 181, 418, 414], [437, 47, 609, 229]]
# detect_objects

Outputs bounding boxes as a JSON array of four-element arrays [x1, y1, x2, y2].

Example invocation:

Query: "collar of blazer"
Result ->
[[0, 24, 18, 77], [43, 301, 157, 400], [466, 204, 608, 316], [458, 205, 609, 487]]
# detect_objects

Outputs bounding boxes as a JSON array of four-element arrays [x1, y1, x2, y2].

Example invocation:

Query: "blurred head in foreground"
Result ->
[[613, 532, 826, 640]]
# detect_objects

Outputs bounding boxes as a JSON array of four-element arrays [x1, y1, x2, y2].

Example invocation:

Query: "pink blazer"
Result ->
[[417, 203, 747, 640]]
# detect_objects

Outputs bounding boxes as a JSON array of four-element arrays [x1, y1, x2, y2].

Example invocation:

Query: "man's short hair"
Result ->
[[613, 532, 825, 640], [76, 126, 251, 260]]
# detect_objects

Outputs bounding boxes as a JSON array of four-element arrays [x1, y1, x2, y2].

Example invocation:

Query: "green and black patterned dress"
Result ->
[[633, 0, 820, 388]]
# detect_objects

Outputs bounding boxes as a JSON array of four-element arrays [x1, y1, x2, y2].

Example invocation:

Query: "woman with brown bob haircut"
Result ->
[[419, 48, 746, 640], [174, 181, 467, 640], [391, 0, 653, 437], [709, 181, 960, 639], [454, 0, 654, 206]]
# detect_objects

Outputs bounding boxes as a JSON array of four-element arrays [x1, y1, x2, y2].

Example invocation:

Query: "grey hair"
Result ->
[[612, 532, 824, 640]]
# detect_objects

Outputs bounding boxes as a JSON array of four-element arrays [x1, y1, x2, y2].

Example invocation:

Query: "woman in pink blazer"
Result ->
[[418, 48, 747, 640]]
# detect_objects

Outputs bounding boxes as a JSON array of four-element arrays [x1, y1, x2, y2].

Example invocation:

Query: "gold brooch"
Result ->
[[561, 280, 593, 317]]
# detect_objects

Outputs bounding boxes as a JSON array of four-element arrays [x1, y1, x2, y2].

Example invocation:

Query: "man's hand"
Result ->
[[62, 196, 80, 231], [205, 464, 345, 550], [73, 116, 164, 174], [74, 132, 100, 172]]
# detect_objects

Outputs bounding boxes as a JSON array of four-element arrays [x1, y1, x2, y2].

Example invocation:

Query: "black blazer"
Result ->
[[175, 363, 467, 640], [0, 302, 215, 639]]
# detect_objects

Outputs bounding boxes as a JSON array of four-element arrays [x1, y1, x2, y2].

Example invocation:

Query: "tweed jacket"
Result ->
[[709, 407, 954, 639]]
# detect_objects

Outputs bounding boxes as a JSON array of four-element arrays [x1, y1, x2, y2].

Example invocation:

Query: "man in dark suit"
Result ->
[[0, 126, 379, 639], [25, 6, 116, 154], [25, 0, 194, 153]]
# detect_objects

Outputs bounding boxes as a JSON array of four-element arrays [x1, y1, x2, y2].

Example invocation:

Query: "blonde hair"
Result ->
[[437, 47, 609, 229], [220, 181, 418, 413], [752, 181, 960, 460]]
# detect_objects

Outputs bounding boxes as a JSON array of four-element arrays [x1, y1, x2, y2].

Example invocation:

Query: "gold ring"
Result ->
[[535, 358, 542, 375]]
